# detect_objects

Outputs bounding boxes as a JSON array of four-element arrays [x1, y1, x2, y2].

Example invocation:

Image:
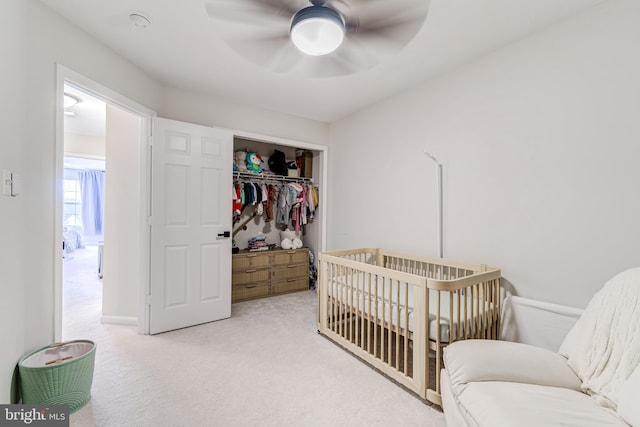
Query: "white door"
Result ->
[[149, 117, 233, 334]]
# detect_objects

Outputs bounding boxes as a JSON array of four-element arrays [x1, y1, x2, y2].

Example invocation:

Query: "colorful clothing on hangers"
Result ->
[[233, 178, 319, 231]]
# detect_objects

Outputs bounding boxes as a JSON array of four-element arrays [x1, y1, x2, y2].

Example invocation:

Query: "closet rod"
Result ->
[[233, 171, 313, 184]]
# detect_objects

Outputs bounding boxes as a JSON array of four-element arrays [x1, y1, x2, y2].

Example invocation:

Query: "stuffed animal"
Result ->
[[281, 237, 302, 250], [235, 150, 248, 172], [246, 152, 262, 174], [280, 229, 297, 241], [281, 238, 293, 250]]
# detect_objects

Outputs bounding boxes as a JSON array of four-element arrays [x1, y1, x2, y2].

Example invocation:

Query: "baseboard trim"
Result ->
[[101, 315, 138, 326]]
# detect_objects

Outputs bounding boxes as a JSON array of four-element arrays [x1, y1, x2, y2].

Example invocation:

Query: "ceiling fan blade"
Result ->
[[330, 37, 379, 73], [207, 0, 429, 78], [343, 0, 429, 57], [256, 0, 304, 16], [204, 0, 296, 28], [226, 31, 304, 72], [345, 0, 429, 33], [283, 38, 376, 78]]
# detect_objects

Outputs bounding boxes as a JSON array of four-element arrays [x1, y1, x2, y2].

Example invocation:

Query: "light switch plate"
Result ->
[[2, 170, 11, 196], [10, 172, 20, 196]]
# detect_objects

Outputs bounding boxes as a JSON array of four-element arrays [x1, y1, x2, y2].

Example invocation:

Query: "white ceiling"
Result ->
[[64, 84, 106, 136], [41, 0, 606, 123]]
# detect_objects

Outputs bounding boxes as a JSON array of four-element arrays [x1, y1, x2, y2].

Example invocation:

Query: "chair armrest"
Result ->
[[500, 295, 583, 352], [444, 340, 582, 396]]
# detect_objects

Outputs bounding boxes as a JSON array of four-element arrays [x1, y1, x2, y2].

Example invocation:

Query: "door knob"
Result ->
[[217, 231, 231, 239]]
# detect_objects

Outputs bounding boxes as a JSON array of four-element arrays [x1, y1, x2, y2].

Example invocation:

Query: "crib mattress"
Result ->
[[326, 275, 494, 342]]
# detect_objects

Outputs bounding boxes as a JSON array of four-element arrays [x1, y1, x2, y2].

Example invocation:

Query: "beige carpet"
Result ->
[[63, 247, 446, 426]]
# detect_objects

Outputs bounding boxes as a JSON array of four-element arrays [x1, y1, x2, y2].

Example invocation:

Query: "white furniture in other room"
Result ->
[[97, 241, 104, 279]]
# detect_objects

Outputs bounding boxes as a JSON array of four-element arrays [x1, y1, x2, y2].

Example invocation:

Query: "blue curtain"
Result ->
[[78, 170, 105, 236]]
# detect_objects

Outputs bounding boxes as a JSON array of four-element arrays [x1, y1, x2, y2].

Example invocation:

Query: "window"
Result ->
[[63, 178, 82, 227]]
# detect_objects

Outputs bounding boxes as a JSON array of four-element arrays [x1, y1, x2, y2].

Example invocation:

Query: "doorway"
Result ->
[[54, 65, 155, 341], [61, 83, 107, 339]]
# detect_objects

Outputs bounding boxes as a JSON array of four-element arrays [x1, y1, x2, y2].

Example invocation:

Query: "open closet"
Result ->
[[231, 136, 323, 302]]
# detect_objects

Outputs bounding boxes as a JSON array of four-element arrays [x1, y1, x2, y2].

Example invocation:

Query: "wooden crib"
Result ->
[[317, 248, 501, 405]]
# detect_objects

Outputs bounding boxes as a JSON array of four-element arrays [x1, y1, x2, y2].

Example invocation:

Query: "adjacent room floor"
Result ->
[[62, 248, 445, 426]]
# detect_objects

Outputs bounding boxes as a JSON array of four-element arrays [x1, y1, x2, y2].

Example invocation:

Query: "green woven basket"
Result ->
[[18, 340, 96, 413]]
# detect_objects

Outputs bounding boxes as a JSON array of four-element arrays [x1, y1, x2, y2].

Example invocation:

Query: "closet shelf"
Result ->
[[233, 171, 312, 184]]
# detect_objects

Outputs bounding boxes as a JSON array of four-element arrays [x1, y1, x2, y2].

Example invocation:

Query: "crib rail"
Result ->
[[317, 248, 502, 405]]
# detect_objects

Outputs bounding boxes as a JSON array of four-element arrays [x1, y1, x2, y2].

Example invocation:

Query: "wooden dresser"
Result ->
[[232, 247, 309, 303]]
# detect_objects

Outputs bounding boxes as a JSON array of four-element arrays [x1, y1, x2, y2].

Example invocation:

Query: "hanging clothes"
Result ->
[[233, 184, 242, 216], [233, 176, 319, 233]]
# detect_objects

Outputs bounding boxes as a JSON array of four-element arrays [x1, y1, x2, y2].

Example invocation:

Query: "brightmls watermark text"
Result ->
[[0, 405, 68, 427]]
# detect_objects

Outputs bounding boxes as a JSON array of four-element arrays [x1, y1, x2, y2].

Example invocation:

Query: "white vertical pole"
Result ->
[[424, 152, 443, 258], [435, 162, 443, 258]]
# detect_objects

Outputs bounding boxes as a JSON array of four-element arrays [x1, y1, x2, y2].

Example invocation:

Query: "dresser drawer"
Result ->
[[233, 252, 271, 270], [271, 264, 308, 281], [232, 282, 270, 302], [231, 248, 309, 302], [272, 249, 308, 266], [272, 277, 308, 295], [232, 268, 270, 285]]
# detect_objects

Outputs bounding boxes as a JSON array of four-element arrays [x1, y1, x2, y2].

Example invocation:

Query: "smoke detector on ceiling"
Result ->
[[129, 12, 151, 28]]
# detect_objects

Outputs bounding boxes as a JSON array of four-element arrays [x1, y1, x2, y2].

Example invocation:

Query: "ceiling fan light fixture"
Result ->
[[63, 93, 79, 109], [290, 6, 345, 56]]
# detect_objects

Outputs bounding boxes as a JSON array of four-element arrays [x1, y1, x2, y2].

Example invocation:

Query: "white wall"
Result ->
[[0, 0, 28, 405], [64, 132, 105, 158], [102, 105, 142, 323], [328, 0, 640, 308], [161, 86, 329, 146]]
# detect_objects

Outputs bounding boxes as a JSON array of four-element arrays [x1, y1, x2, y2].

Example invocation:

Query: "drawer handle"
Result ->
[[287, 265, 297, 268], [287, 278, 297, 282], [247, 254, 257, 258], [246, 269, 257, 273], [245, 284, 257, 289], [287, 251, 296, 254]]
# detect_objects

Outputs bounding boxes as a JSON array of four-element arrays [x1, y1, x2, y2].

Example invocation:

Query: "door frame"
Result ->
[[54, 64, 156, 340]]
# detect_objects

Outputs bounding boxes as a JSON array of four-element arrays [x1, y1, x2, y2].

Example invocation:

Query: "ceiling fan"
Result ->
[[204, 0, 430, 77]]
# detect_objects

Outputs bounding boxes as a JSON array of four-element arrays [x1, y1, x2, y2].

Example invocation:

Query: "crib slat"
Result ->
[[404, 281, 409, 376], [335, 262, 340, 335], [473, 284, 479, 338], [367, 272, 372, 354], [435, 289, 442, 393], [395, 279, 400, 370], [463, 285, 468, 340], [340, 265, 345, 338], [495, 279, 501, 338], [449, 290, 454, 344], [345, 266, 349, 340], [330, 263, 336, 332], [483, 281, 488, 339], [329, 262, 335, 333], [357, 267, 362, 347], [347, 268, 354, 342], [456, 289, 461, 341], [352, 267, 356, 342], [374, 274, 379, 359], [489, 280, 498, 339], [387, 278, 391, 365], [360, 268, 365, 348]]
